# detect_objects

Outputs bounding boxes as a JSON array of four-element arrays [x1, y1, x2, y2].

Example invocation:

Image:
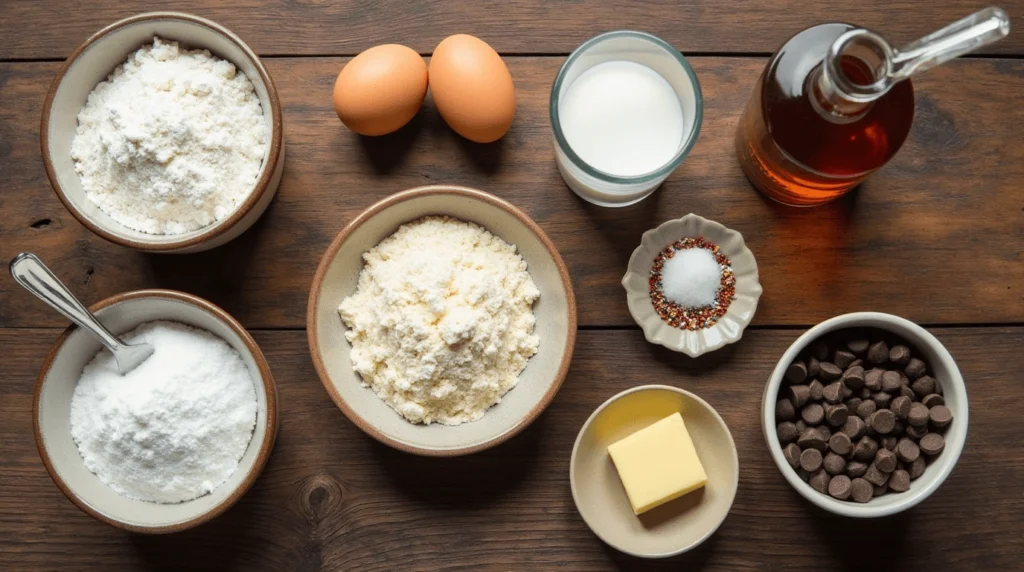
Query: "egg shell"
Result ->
[[429, 34, 515, 143], [333, 44, 427, 136]]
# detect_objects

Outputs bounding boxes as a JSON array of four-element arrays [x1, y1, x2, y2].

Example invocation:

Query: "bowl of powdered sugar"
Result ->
[[34, 289, 277, 532], [41, 12, 284, 253]]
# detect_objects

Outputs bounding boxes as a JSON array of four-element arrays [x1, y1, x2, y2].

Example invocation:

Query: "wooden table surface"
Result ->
[[1, 2, 1022, 570]]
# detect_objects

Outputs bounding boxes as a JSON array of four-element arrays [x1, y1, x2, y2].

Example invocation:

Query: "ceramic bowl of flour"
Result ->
[[308, 185, 577, 456], [34, 289, 278, 533], [41, 12, 285, 253]]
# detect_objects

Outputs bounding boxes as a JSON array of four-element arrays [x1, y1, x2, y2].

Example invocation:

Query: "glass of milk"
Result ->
[[551, 31, 703, 207]]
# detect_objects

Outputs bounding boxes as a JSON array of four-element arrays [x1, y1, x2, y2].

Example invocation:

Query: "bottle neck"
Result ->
[[810, 29, 894, 122]]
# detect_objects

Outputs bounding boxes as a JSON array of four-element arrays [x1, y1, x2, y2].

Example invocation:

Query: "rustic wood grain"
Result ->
[[1, 1, 1021, 60], [0, 327, 1021, 570], [1, 58, 1022, 328]]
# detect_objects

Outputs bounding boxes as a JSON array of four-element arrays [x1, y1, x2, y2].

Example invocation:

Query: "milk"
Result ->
[[558, 61, 685, 177]]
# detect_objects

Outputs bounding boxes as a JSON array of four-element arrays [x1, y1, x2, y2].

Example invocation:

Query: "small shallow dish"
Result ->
[[762, 312, 968, 518], [41, 12, 285, 253], [622, 213, 761, 357], [570, 385, 738, 558], [307, 185, 577, 456], [34, 289, 277, 533]]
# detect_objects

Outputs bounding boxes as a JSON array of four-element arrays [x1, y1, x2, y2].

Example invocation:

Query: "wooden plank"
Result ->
[[2, 58, 1021, 328], [0, 327, 1020, 570], [1, 1, 1022, 59]]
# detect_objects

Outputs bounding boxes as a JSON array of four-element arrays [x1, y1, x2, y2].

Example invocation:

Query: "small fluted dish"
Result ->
[[622, 214, 761, 357]]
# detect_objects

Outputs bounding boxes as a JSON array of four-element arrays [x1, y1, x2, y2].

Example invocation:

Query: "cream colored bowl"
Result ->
[[307, 185, 577, 456], [570, 385, 739, 558], [34, 290, 277, 533], [41, 12, 285, 253]]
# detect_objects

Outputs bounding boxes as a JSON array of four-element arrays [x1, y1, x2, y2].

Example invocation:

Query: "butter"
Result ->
[[607, 412, 708, 515]]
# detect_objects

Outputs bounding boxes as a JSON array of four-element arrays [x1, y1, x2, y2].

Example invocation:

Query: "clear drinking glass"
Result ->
[[550, 31, 703, 207]]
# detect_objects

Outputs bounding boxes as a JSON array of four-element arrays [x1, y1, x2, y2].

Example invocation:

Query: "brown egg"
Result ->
[[333, 44, 427, 136], [428, 34, 515, 143]]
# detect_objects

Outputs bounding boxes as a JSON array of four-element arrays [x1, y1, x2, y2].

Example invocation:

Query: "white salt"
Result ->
[[661, 247, 722, 308]]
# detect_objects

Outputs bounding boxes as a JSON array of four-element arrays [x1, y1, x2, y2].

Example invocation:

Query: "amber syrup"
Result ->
[[737, 23, 915, 206]]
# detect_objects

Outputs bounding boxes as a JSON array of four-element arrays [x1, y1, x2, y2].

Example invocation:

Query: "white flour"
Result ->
[[339, 217, 540, 425], [70, 37, 267, 235], [69, 321, 258, 504]]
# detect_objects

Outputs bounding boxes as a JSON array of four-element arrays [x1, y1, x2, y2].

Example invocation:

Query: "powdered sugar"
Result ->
[[70, 37, 267, 235], [69, 320, 258, 504]]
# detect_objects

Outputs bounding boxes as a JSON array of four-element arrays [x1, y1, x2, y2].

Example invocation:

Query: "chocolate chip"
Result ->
[[847, 339, 870, 355], [850, 478, 873, 503], [775, 398, 796, 422], [875, 448, 898, 472], [846, 461, 869, 478], [922, 393, 945, 408], [797, 468, 811, 481], [784, 443, 801, 468], [822, 382, 843, 404], [908, 456, 927, 479], [795, 420, 807, 432], [845, 397, 863, 412], [896, 438, 920, 463], [842, 385, 854, 399], [882, 436, 899, 451], [826, 404, 849, 427], [810, 469, 832, 493], [906, 423, 929, 440], [899, 385, 916, 400], [807, 356, 821, 378], [889, 345, 911, 366], [864, 463, 889, 486], [788, 385, 811, 409], [853, 436, 879, 461], [934, 381, 943, 396], [840, 416, 866, 441], [856, 399, 877, 420], [819, 362, 842, 381], [872, 391, 892, 408], [859, 387, 873, 400], [808, 380, 824, 401], [911, 375, 936, 398], [800, 448, 823, 472], [798, 428, 827, 452], [908, 403, 930, 427], [829, 432, 852, 455], [816, 426, 832, 442], [905, 358, 927, 380], [812, 340, 829, 361], [869, 409, 897, 434], [892, 419, 905, 435], [867, 341, 889, 365], [873, 483, 888, 497], [919, 433, 945, 456], [777, 422, 800, 444], [842, 365, 866, 390], [890, 395, 912, 419], [828, 475, 852, 500], [785, 361, 808, 384], [849, 358, 863, 369], [881, 371, 903, 393], [865, 368, 883, 391], [802, 403, 825, 425], [834, 350, 856, 370], [889, 470, 911, 493], [929, 405, 953, 428]]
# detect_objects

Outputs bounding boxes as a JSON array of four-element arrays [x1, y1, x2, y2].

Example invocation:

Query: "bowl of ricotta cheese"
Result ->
[[307, 185, 577, 456]]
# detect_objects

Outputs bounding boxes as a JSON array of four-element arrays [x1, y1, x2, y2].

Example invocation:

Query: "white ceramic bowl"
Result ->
[[41, 12, 285, 253], [762, 312, 968, 518], [622, 213, 762, 357], [34, 289, 278, 533], [308, 185, 577, 456]]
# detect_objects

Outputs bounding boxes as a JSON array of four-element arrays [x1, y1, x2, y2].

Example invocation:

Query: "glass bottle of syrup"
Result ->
[[737, 7, 1010, 206]]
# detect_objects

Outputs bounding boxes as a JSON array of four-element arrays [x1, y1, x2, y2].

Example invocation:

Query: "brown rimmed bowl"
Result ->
[[34, 289, 278, 533], [307, 185, 577, 456], [41, 12, 285, 253]]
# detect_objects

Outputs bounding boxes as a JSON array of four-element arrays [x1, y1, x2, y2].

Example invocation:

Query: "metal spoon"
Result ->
[[9, 253, 154, 375]]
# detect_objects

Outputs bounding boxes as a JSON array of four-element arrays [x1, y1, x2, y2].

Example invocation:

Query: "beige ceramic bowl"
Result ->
[[763, 312, 968, 518], [34, 289, 278, 533], [571, 385, 739, 558], [308, 185, 577, 456], [41, 12, 285, 253], [622, 214, 761, 357]]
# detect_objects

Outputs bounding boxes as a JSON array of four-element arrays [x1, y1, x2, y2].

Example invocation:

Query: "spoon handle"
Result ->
[[9, 253, 126, 354]]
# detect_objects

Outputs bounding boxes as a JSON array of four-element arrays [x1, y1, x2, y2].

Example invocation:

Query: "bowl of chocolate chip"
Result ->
[[762, 312, 967, 518]]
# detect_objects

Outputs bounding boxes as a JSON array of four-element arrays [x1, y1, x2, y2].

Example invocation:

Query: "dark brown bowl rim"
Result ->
[[33, 289, 278, 534], [306, 185, 578, 456], [39, 12, 284, 252]]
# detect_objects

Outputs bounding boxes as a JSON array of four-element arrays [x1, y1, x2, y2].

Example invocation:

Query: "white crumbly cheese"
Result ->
[[339, 216, 541, 425], [70, 37, 267, 235]]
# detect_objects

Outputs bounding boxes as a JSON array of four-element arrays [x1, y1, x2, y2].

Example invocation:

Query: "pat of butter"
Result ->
[[607, 412, 708, 515]]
